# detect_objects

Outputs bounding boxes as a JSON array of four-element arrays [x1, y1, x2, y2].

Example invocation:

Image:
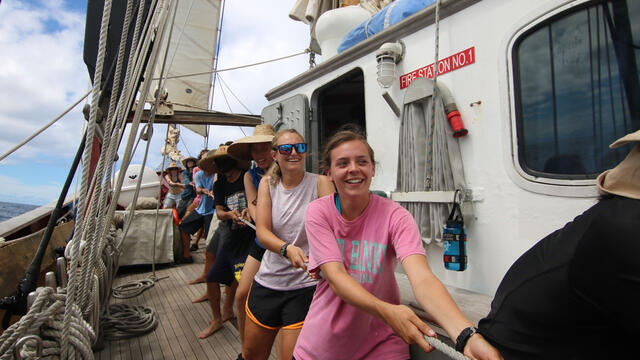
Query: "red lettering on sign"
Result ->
[[399, 47, 475, 89]]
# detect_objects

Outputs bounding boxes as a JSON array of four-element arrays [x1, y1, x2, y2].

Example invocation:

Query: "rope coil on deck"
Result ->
[[101, 304, 158, 340]]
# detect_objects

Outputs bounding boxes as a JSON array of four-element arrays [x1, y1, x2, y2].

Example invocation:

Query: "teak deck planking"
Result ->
[[95, 249, 277, 360]]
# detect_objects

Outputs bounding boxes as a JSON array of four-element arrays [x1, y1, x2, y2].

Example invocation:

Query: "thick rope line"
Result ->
[[425, 335, 470, 360], [96, 0, 155, 253], [79, 0, 137, 314], [0, 90, 90, 162], [63, 0, 114, 357]]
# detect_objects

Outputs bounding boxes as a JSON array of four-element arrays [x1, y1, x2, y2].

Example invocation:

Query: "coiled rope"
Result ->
[[101, 304, 158, 340], [0, 288, 95, 360]]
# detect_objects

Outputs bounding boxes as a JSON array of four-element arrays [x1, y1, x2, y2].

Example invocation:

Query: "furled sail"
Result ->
[[148, 0, 222, 137]]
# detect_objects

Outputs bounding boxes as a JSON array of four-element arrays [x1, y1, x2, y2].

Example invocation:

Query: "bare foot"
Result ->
[[222, 310, 235, 323], [189, 276, 205, 285], [192, 293, 209, 303], [197, 320, 223, 339]]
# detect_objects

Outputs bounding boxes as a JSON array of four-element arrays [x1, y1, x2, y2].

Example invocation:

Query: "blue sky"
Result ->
[[0, 0, 311, 205]]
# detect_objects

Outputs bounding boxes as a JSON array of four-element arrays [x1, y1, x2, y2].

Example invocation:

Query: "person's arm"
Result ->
[[176, 173, 185, 189], [319, 260, 437, 349], [317, 174, 335, 198], [244, 172, 258, 222], [403, 255, 502, 359], [255, 177, 307, 270]]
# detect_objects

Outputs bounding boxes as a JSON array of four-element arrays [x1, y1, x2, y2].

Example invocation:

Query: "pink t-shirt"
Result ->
[[294, 194, 426, 360]]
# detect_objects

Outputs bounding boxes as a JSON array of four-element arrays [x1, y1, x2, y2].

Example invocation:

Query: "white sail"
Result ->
[[150, 0, 222, 137]]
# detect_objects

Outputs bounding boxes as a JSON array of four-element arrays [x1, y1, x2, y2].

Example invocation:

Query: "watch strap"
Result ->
[[280, 243, 289, 257], [455, 326, 478, 353]]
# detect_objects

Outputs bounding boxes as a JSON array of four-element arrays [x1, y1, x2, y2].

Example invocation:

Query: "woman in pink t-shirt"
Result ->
[[294, 130, 502, 360]]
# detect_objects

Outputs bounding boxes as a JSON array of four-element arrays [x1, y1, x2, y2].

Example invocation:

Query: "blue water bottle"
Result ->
[[443, 191, 467, 271]]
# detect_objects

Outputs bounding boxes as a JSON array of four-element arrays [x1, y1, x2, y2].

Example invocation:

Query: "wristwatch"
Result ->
[[280, 243, 289, 257], [455, 326, 478, 353]]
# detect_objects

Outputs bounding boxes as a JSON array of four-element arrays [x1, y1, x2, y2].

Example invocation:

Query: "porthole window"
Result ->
[[514, 0, 640, 180]]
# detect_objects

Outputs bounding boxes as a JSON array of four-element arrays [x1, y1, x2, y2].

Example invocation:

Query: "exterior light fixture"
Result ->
[[376, 41, 404, 88]]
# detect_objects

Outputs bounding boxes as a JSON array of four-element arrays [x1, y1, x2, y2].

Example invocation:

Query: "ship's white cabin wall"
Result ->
[[268, 0, 601, 296]]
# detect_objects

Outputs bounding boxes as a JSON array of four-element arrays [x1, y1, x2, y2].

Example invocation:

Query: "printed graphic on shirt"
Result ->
[[226, 190, 247, 230], [337, 238, 387, 284]]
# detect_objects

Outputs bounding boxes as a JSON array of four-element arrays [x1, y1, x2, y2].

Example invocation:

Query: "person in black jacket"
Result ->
[[478, 129, 640, 359]]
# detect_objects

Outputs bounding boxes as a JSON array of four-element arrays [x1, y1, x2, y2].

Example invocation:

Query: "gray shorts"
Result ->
[[206, 221, 231, 255]]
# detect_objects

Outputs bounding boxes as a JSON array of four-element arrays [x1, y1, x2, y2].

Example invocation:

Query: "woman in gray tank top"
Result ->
[[242, 129, 334, 360]]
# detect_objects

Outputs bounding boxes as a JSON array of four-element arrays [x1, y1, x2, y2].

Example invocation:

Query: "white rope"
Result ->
[[63, 0, 114, 356], [101, 304, 158, 340], [0, 90, 91, 162], [0, 288, 95, 360], [425, 335, 471, 360], [158, 49, 309, 80]]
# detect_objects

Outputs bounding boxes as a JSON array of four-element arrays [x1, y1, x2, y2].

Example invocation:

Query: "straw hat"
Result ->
[[199, 145, 251, 173], [165, 162, 182, 172], [227, 124, 276, 161], [596, 129, 640, 199], [182, 156, 198, 169]]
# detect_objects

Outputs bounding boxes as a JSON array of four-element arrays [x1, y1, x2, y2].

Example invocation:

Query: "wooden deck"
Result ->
[[95, 248, 275, 360]]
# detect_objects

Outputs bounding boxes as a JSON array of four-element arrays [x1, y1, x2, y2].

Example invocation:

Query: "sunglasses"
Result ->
[[275, 143, 307, 155]]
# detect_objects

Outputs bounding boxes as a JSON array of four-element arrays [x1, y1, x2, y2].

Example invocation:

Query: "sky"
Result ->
[[0, 0, 312, 205]]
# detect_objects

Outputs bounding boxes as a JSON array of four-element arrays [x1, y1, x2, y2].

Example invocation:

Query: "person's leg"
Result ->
[[198, 280, 223, 339], [242, 319, 278, 360], [222, 280, 238, 322], [178, 212, 203, 260], [192, 227, 204, 249], [235, 255, 261, 343], [190, 250, 214, 286], [278, 328, 302, 360]]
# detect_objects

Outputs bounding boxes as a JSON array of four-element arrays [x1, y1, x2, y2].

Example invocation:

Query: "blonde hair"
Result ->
[[267, 128, 305, 185]]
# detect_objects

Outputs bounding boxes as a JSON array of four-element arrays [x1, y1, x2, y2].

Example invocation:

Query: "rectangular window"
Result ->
[[514, 0, 640, 179]]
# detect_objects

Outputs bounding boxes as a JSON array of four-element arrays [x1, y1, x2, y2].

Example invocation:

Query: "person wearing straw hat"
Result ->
[[176, 155, 198, 219], [198, 145, 254, 339], [178, 151, 217, 263], [162, 162, 185, 209], [477, 130, 640, 359], [227, 124, 278, 352]]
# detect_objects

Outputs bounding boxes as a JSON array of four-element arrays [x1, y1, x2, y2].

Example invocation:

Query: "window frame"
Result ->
[[505, 0, 623, 196]]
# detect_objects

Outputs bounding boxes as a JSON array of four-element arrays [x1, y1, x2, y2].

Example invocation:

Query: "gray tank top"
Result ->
[[254, 172, 319, 291]]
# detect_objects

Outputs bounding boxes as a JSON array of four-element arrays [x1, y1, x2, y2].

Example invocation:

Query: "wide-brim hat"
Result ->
[[596, 129, 640, 199], [181, 156, 198, 168], [199, 145, 251, 173], [227, 124, 276, 161], [165, 162, 182, 172]]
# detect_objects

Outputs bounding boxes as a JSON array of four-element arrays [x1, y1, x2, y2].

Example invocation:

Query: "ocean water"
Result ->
[[0, 201, 39, 223]]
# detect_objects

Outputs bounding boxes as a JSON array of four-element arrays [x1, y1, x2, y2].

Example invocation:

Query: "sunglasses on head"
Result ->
[[275, 143, 307, 155]]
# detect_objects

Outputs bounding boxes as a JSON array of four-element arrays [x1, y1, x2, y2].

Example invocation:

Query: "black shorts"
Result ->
[[206, 221, 231, 255], [179, 212, 213, 236], [246, 281, 316, 330], [176, 197, 194, 218], [206, 246, 248, 286], [248, 239, 266, 261]]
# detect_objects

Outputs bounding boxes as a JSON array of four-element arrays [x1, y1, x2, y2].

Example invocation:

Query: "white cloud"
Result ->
[[0, 1, 88, 161], [0, 0, 314, 205], [0, 175, 62, 205]]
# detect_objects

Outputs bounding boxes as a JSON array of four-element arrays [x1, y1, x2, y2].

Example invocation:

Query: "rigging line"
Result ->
[[157, 49, 309, 80], [217, 79, 234, 113], [179, 130, 192, 156], [216, 73, 253, 114], [0, 89, 91, 162]]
